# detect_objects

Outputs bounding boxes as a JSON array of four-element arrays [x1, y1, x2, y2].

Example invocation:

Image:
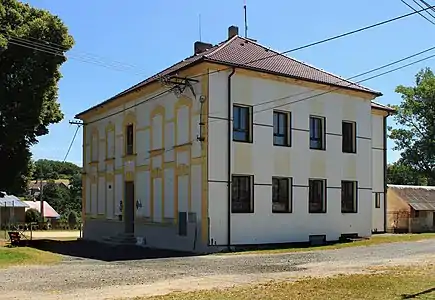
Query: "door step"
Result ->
[[103, 233, 138, 245]]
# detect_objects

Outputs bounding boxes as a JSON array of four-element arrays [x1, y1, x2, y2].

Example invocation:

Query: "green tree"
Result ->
[[34, 159, 81, 180], [42, 181, 71, 216], [389, 68, 435, 185], [387, 160, 427, 186], [0, 0, 74, 194], [25, 208, 41, 223]]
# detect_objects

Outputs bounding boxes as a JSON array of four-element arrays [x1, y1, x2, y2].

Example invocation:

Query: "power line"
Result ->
[[208, 44, 435, 118], [399, 0, 435, 25], [252, 51, 435, 116], [413, 0, 435, 18], [419, 0, 435, 14], [63, 125, 81, 162], [190, 4, 435, 80]]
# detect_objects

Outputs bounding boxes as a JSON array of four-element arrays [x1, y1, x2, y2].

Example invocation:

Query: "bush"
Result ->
[[25, 208, 41, 223], [67, 211, 78, 229]]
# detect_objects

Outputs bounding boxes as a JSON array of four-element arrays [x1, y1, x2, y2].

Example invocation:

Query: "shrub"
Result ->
[[67, 211, 78, 229], [25, 208, 41, 223]]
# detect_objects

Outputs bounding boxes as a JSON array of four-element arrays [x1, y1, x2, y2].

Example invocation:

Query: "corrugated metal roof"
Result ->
[[388, 184, 435, 211], [76, 35, 384, 118], [0, 194, 29, 208]]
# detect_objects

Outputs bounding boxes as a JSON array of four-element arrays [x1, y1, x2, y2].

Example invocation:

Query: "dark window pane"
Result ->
[[272, 177, 291, 212], [341, 181, 357, 213], [126, 124, 134, 155], [342, 122, 356, 153], [233, 105, 251, 142], [232, 175, 253, 213], [273, 111, 290, 146], [309, 179, 325, 213], [310, 117, 324, 150]]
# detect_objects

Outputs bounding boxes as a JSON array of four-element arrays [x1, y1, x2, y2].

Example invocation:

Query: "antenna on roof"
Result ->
[[198, 13, 202, 42], [244, 0, 248, 38]]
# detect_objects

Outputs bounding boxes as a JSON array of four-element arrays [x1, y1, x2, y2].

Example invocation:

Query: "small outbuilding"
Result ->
[[387, 185, 435, 233], [0, 191, 28, 228]]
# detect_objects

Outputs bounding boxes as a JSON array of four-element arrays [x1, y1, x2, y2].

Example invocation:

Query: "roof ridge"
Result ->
[[204, 35, 240, 58]]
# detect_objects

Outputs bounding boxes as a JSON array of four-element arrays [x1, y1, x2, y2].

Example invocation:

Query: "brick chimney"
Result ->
[[228, 25, 239, 39], [194, 41, 213, 55]]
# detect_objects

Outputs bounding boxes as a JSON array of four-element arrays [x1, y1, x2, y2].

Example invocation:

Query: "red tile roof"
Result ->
[[77, 35, 383, 117], [371, 101, 396, 112]]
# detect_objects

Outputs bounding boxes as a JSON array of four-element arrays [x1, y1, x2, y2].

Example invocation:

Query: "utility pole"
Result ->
[[37, 173, 45, 223]]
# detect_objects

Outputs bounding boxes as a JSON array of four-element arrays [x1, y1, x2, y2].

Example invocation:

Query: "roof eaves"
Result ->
[[75, 57, 207, 119], [204, 57, 381, 97], [371, 102, 396, 113]]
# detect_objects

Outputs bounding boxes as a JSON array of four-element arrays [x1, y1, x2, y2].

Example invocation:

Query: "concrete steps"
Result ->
[[102, 233, 137, 245]]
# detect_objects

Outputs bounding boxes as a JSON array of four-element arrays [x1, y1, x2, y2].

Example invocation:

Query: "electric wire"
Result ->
[[399, 0, 435, 25], [63, 125, 81, 162]]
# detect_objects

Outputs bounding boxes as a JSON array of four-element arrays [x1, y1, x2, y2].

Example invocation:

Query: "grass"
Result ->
[[219, 233, 435, 255], [0, 246, 61, 268], [141, 264, 435, 300]]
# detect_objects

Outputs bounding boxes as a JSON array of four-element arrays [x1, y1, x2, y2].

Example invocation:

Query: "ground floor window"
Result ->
[[272, 177, 292, 213], [309, 179, 326, 213], [232, 175, 253, 213], [341, 181, 357, 213]]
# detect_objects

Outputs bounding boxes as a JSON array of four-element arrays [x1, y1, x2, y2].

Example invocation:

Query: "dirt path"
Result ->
[[0, 239, 434, 300]]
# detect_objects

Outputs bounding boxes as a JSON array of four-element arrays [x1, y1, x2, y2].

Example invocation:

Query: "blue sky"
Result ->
[[26, 0, 435, 166]]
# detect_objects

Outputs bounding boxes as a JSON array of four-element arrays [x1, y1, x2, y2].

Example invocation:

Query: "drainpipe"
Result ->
[[383, 113, 389, 233], [227, 68, 235, 250]]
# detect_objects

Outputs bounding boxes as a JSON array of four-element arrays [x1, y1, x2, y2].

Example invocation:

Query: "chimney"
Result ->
[[228, 25, 239, 39], [194, 41, 213, 55]]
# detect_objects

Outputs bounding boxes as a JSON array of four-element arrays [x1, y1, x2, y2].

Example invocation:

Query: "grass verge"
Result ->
[[0, 246, 61, 268], [141, 264, 435, 300], [220, 233, 435, 255]]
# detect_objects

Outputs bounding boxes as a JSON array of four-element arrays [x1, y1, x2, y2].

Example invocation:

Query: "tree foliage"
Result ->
[[0, 0, 74, 194], [387, 160, 427, 186], [25, 208, 41, 223], [389, 68, 435, 185], [34, 159, 81, 180]]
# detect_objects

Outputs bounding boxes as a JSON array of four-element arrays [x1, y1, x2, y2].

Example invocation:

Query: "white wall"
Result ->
[[208, 70, 374, 245], [82, 78, 206, 242], [372, 113, 385, 232]]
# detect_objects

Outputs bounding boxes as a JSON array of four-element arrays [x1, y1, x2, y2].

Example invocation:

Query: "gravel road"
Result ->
[[0, 239, 434, 300]]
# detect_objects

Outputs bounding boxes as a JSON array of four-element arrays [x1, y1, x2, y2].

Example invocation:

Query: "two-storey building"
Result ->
[[76, 26, 394, 253]]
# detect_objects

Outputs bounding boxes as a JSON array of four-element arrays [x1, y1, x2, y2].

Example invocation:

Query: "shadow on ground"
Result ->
[[27, 239, 198, 262], [402, 287, 435, 299]]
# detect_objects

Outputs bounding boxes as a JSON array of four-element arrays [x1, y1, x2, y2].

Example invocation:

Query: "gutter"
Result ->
[[227, 68, 235, 250]]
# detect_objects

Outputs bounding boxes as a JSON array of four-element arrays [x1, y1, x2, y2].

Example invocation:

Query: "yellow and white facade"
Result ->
[[77, 59, 391, 252]]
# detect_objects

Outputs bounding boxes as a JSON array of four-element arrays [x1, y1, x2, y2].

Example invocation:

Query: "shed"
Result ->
[[387, 185, 435, 233], [0, 192, 29, 227], [24, 201, 60, 219]]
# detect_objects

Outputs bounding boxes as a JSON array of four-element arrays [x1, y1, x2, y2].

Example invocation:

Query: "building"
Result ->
[[28, 179, 70, 197], [386, 185, 435, 233], [75, 26, 394, 253], [0, 192, 28, 227], [24, 201, 60, 220]]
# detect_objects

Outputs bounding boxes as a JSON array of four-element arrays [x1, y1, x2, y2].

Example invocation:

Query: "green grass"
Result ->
[[219, 233, 435, 255], [139, 264, 435, 300], [0, 246, 61, 268]]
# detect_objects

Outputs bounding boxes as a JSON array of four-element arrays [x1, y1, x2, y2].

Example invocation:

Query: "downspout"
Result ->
[[383, 113, 389, 233], [227, 68, 235, 250]]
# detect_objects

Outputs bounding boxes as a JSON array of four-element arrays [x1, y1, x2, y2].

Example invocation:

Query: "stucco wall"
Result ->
[[208, 69, 375, 246], [371, 113, 386, 232], [81, 71, 209, 250]]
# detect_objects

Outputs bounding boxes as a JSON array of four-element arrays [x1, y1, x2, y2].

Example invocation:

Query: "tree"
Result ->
[[42, 181, 71, 216], [389, 68, 435, 185], [34, 159, 81, 180], [387, 160, 427, 186], [0, 0, 74, 195], [25, 208, 41, 223]]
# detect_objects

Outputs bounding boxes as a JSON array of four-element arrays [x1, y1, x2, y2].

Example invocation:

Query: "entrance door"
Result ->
[[124, 181, 135, 234]]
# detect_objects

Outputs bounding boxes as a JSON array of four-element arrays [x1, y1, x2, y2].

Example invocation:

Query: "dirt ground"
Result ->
[[0, 239, 434, 300], [25, 230, 81, 239]]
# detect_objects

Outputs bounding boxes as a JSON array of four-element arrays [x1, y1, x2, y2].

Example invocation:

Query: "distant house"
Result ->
[[387, 185, 435, 233], [23, 201, 60, 220], [0, 192, 28, 227], [28, 179, 70, 197]]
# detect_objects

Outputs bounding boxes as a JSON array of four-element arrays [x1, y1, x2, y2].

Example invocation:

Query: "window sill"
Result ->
[[310, 147, 326, 151], [231, 211, 254, 214], [233, 139, 253, 144], [273, 143, 292, 148], [341, 211, 358, 214], [148, 148, 165, 157], [272, 211, 292, 214], [309, 211, 327, 214], [88, 161, 99, 165], [342, 151, 357, 154]]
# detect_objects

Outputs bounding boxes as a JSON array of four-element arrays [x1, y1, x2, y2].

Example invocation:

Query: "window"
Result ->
[[414, 210, 420, 218], [375, 193, 381, 208], [342, 121, 356, 153], [233, 105, 252, 142], [341, 181, 357, 213], [273, 111, 291, 146], [272, 177, 292, 213], [125, 124, 134, 155], [309, 179, 326, 213], [231, 175, 253, 213], [310, 116, 325, 150]]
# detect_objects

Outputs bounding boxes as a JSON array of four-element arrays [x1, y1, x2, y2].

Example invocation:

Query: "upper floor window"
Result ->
[[231, 175, 253, 213], [273, 111, 291, 147], [342, 121, 356, 153], [309, 179, 326, 213], [341, 181, 357, 213], [233, 105, 252, 142], [91, 131, 98, 162], [272, 177, 292, 213], [310, 116, 325, 150], [125, 124, 134, 155]]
